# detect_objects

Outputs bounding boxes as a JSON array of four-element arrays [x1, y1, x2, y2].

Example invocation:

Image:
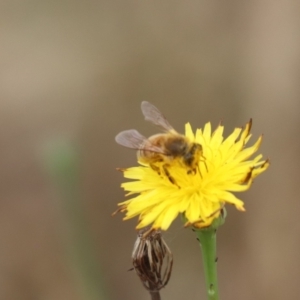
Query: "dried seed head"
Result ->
[[132, 228, 173, 292]]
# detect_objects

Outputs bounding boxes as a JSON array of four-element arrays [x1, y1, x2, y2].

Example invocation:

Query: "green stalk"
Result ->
[[195, 227, 219, 300], [43, 140, 108, 300]]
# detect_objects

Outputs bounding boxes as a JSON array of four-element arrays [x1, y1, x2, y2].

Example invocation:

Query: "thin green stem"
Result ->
[[195, 228, 219, 300]]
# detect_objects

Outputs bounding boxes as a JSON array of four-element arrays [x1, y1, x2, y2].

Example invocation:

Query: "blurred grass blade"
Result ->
[[43, 140, 108, 300]]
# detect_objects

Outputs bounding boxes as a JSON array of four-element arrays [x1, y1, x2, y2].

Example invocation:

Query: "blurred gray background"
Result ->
[[1, 1, 299, 299]]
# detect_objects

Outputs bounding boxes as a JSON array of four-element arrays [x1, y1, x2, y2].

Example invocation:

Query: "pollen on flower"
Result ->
[[116, 120, 269, 231]]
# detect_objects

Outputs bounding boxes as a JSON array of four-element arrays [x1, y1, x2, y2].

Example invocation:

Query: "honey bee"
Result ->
[[115, 101, 203, 184]]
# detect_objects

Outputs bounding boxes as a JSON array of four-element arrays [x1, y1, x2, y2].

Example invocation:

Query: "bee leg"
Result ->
[[196, 157, 208, 179], [163, 165, 180, 188], [187, 167, 198, 175], [150, 163, 161, 175], [201, 156, 208, 173], [187, 169, 193, 175], [197, 165, 203, 178], [186, 165, 200, 177]]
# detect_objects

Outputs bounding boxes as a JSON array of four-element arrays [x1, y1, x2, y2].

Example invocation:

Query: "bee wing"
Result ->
[[141, 101, 175, 132], [115, 129, 146, 149], [115, 129, 166, 153]]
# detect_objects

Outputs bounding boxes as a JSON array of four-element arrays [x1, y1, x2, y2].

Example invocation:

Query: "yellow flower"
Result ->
[[116, 120, 269, 231]]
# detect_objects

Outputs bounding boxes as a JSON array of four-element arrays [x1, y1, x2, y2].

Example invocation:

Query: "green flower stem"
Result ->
[[195, 227, 219, 300]]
